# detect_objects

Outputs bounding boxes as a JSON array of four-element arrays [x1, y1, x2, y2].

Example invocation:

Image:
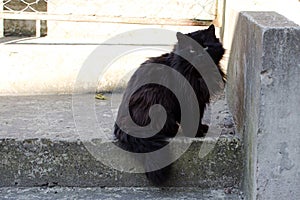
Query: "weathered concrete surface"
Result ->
[[0, 27, 223, 96], [226, 12, 300, 200], [221, 0, 300, 50], [0, 138, 241, 188], [0, 94, 242, 188], [0, 40, 171, 95], [0, 187, 242, 200]]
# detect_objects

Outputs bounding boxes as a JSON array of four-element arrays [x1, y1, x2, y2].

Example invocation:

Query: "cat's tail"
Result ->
[[141, 136, 171, 186], [114, 124, 172, 186], [145, 156, 172, 186]]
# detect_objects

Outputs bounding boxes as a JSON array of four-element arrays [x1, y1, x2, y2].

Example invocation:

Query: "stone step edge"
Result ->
[[0, 136, 242, 188], [0, 187, 243, 200]]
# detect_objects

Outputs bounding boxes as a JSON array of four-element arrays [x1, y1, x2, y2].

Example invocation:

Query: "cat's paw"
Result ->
[[200, 124, 209, 133], [196, 124, 209, 137]]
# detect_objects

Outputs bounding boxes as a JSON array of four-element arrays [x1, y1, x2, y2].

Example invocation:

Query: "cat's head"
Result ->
[[176, 24, 226, 80], [176, 25, 225, 65]]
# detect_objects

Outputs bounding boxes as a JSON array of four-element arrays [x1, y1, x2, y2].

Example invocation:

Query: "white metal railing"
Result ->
[[3, 0, 48, 12], [0, 0, 219, 38], [1, 0, 48, 37]]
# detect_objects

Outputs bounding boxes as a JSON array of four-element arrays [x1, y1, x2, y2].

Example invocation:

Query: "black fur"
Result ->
[[113, 25, 225, 185]]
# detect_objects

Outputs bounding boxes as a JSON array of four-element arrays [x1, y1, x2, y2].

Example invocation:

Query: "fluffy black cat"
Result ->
[[114, 25, 225, 185]]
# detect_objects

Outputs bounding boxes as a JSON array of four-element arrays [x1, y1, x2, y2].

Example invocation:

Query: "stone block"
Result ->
[[227, 11, 300, 200]]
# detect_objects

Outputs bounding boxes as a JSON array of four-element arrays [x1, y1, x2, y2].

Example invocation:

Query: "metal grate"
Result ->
[[3, 0, 47, 12], [0, 0, 219, 37]]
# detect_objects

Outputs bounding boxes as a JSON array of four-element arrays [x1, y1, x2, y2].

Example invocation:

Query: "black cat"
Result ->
[[114, 25, 225, 185]]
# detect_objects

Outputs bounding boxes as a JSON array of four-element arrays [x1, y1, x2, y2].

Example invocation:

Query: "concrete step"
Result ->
[[0, 26, 223, 96], [0, 187, 242, 200], [0, 93, 242, 188], [0, 37, 168, 95]]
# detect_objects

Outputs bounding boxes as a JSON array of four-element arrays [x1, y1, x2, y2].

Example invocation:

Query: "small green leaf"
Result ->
[[95, 93, 108, 100]]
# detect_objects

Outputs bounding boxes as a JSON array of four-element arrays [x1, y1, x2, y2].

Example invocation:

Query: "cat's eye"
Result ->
[[189, 49, 195, 53]]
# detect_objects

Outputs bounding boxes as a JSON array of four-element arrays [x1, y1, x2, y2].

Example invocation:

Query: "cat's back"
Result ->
[[126, 53, 171, 84], [144, 53, 171, 65]]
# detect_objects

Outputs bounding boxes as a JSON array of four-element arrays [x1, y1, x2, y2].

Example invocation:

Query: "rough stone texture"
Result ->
[[226, 11, 300, 200], [0, 187, 242, 200], [0, 94, 242, 188], [221, 0, 300, 50]]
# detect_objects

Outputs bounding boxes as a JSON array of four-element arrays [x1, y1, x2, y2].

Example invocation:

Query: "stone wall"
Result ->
[[226, 11, 300, 200]]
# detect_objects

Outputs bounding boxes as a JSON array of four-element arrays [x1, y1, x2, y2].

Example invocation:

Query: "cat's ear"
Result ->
[[176, 32, 185, 42], [207, 24, 215, 34]]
